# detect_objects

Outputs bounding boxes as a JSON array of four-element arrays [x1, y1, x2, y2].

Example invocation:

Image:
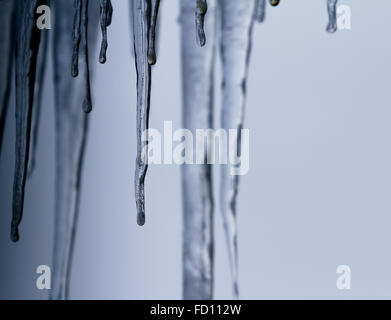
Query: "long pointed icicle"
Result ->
[[11, 0, 43, 242], [131, 0, 160, 226], [326, 0, 338, 33], [180, 0, 216, 300], [0, 0, 16, 156], [219, 0, 256, 299], [51, 0, 100, 300], [28, 29, 49, 177], [195, 0, 207, 46], [98, 0, 113, 64], [72, 0, 93, 113]]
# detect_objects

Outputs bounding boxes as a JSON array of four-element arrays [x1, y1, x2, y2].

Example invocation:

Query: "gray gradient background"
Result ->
[[1, 0, 391, 299]]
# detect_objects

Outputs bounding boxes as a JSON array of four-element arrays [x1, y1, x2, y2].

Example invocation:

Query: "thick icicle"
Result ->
[[148, 0, 161, 65], [326, 0, 338, 33], [219, 0, 256, 299], [11, 0, 43, 242], [72, 0, 93, 113], [131, 0, 160, 226], [195, 0, 207, 46], [98, 0, 113, 64], [28, 29, 49, 177], [254, 0, 266, 23], [0, 0, 16, 156], [180, 0, 216, 300], [51, 0, 99, 300]]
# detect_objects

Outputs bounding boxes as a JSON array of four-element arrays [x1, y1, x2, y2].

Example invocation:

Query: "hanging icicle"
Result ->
[[131, 0, 162, 226], [195, 0, 207, 46], [71, 0, 93, 113], [98, 0, 113, 64], [51, 0, 100, 300], [254, 0, 266, 23], [219, 0, 256, 299], [180, 0, 216, 300], [327, 0, 338, 33], [0, 0, 16, 156], [28, 29, 49, 177], [11, 0, 44, 242], [148, 0, 161, 65]]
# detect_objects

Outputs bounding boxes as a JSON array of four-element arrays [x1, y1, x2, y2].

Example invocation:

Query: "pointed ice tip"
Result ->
[[326, 24, 337, 33], [11, 227, 19, 242], [82, 100, 92, 113], [197, 34, 206, 47], [233, 282, 240, 300], [71, 64, 79, 78], [148, 52, 157, 66], [99, 55, 107, 64], [137, 212, 145, 226]]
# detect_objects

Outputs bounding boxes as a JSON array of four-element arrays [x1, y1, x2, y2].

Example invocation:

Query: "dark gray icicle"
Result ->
[[72, 0, 93, 113], [195, 0, 207, 47], [98, 0, 113, 64], [219, 0, 256, 299], [254, 0, 266, 23], [326, 0, 338, 33], [28, 29, 49, 177], [51, 0, 100, 300], [0, 0, 16, 156], [148, 0, 161, 65], [180, 0, 216, 300], [131, 0, 161, 226], [11, 0, 44, 242]]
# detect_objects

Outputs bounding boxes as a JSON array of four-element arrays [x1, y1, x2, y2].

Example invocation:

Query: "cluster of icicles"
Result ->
[[0, 0, 338, 299]]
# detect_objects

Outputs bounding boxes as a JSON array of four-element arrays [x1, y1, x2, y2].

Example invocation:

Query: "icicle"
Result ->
[[28, 29, 49, 177], [180, 0, 216, 300], [71, 0, 82, 77], [148, 0, 161, 65], [195, 0, 207, 46], [269, 0, 279, 6], [131, 0, 161, 226], [0, 0, 15, 156], [98, 0, 113, 64], [72, 0, 92, 113], [326, 0, 338, 33], [254, 0, 266, 23], [11, 0, 43, 242], [51, 0, 100, 300], [219, 0, 256, 299]]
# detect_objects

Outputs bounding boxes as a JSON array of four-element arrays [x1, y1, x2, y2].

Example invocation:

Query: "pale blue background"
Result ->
[[1, 0, 391, 299]]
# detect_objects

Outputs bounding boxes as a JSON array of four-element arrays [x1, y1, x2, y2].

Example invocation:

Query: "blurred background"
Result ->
[[2, 0, 391, 299]]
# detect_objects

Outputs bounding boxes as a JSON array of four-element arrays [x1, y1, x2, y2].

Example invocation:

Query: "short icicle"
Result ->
[[254, 0, 266, 23], [326, 0, 338, 33], [195, 0, 207, 46], [98, 0, 113, 64], [72, 0, 93, 113], [148, 0, 161, 65]]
